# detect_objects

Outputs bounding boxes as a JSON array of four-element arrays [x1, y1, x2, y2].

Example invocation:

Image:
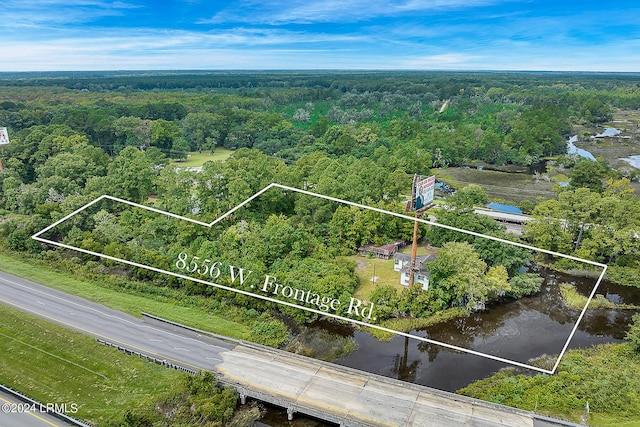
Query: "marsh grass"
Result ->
[[434, 168, 557, 203]]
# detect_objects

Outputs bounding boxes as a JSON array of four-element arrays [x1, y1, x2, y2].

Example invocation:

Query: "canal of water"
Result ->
[[259, 131, 638, 424], [260, 264, 638, 426], [331, 265, 638, 392]]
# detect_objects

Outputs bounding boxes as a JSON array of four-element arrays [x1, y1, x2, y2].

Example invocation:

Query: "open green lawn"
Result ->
[[349, 255, 400, 299], [348, 246, 432, 299], [0, 303, 185, 425], [170, 148, 234, 167], [0, 251, 252, 340]]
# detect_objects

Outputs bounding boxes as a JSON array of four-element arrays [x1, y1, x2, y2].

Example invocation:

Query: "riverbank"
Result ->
[[559, 283, 640, 310], [572, 109, 640, 192], [370, 307, 468, 341], [458, 343, 640, 426]]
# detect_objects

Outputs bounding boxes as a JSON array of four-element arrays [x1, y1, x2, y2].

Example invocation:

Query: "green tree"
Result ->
[[429, 242, 488, 311], [112, 116, 151, 151], [181, 112, 219, 152], [557, 187, 602, 250], [150, 118, 181, 150], [507, 104, 570, 163], [370, 285, 400, 320], [569, 159, 607, 192], [156, 166, 197, 214], [448, 184, 488, 211], [36, 152, 106, 188], [427, 209, 530, 274], [506, 273, 543, 298], [625, 314, 640, 353], [170, 137, 190, 160], [580, 97, 612, 124], [104, 147, 156, 202]]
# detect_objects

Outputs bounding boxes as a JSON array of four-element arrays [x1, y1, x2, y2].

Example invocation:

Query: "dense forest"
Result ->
[[1, 70, 639, 425], [3, 71, 639, 167], [1, 71, 639, 329]]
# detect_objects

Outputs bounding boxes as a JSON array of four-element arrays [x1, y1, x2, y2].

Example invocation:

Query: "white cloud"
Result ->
[[201, 0, 518, 25], [0, 0, 140, 28], [0, 28, 370, 71], [1, 0, 638, 72]]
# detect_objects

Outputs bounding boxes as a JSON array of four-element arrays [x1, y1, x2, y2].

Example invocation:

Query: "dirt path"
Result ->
[[355, 259, 369, 270]]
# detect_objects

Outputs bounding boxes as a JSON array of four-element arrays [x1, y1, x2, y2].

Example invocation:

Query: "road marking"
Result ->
[[1, 277, 228, 352], [37, 301, 45, 305], [0, 396, 60, 427], [0, 296, 203, 372], [29, 185, 609, 374], [149, 338, 162, 342], [174, 347, 190, 352]]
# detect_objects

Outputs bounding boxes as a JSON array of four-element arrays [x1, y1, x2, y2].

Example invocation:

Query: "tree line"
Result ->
[[0, 71, 639, 340]]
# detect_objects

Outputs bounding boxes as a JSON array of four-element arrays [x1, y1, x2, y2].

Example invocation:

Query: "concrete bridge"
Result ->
[[0, 270, 583, 427]]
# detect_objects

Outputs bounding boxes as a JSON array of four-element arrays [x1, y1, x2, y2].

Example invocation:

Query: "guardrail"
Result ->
[[140, 312, 586, 427], [0, 384, 95, 427], [95, 333, 350, 425], [96, 339, 199, 375]]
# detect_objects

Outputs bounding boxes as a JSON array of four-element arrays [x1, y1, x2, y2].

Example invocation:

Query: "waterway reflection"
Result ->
[[331, 266, 638, 392]]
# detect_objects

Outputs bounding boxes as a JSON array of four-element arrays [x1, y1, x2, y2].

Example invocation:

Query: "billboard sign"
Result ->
[[0, 127, 9, 146], [414, 175, 435, 210]]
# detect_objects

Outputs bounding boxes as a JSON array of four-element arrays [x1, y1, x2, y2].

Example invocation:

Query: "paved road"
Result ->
[[0, 271, 234, 371], [0, 270, 582, 427], [0, 390, 76, 427]]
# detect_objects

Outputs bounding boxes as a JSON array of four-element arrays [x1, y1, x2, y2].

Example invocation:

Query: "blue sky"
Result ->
[[1, 0, 639, 71]]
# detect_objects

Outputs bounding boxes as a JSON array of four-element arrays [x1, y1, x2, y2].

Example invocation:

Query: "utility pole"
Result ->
[[407, 173, 435, 287], [408, 209, 421, 286], [373, 262, 376, 286]]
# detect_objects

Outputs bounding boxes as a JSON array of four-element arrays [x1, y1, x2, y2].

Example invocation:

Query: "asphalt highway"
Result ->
[[0, 390, 76, 427], [0, 270, 234, 371], [0, 269, 580, 426]]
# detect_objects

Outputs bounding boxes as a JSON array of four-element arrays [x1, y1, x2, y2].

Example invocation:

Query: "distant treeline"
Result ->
[[3, 70, 639, 168]]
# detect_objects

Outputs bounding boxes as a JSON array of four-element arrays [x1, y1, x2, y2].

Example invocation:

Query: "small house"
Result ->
[[393, 253, 436, 290], [358, 243, 401, 260]]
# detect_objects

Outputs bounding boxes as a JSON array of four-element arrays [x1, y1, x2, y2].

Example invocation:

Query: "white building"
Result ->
[[393, 253, 436, 291], [0, 127, 9, 146]]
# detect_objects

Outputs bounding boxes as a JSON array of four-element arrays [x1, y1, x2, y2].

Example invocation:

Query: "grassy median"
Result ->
[[0, 303, 185, 425]]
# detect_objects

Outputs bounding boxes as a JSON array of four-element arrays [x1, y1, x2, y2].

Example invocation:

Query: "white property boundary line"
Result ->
[[32, 183, 608, 375]]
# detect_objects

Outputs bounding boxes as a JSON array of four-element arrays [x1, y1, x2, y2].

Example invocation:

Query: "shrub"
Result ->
[[249, 319, 289, 348], [626, 314, 640, 354]]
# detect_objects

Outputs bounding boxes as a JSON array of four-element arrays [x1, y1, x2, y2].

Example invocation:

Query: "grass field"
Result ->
[[170, 148, 234, 167], [349, 246, 432, 299], [0, 251, 252, 340], [0, 303, 185, 425], [349, 255, 399, 299]]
